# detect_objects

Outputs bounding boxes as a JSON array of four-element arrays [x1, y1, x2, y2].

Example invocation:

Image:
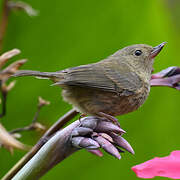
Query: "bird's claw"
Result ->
[[98, 112, 121, 127], [71, 116, 134, 159]]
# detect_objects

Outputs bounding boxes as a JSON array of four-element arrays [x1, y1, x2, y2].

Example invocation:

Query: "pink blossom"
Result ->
[[132, 151, 180, 179]]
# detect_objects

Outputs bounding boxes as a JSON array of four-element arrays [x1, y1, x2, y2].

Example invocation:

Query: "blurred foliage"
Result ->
[[0, 0, 180, 179]]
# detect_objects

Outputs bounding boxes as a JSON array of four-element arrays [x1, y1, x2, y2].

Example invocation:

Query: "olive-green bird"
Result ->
[[14, 42, 166, 123]]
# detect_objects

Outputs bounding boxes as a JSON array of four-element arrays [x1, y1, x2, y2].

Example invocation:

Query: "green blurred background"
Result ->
[[0, 0, 180, 179]]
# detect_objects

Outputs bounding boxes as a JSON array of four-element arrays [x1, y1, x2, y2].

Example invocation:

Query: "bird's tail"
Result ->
[[13, 70, 63, 82]]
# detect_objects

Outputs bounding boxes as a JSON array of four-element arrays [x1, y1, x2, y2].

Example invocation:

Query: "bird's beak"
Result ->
[[150, 42, 167, 59]]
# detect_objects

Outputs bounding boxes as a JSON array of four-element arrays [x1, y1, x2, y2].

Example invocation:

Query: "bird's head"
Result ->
[[112, 42, 166, 82]]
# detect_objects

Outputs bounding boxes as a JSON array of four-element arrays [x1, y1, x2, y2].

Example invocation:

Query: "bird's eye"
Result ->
[[134, 50, 142, 56]]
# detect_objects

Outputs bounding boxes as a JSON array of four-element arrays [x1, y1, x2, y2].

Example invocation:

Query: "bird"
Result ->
[[13, 42, 166, 124]]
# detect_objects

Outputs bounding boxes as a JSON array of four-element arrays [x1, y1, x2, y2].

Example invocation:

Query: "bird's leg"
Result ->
[[78, 113, 87, 124], [97, 112, 121, 127]]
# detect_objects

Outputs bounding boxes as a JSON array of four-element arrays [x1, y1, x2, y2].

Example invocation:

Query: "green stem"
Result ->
[[12, 121, 79, 180]]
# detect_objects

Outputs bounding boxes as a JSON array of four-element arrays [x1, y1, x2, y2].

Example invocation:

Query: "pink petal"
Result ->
[[132, 151, 180, 179]]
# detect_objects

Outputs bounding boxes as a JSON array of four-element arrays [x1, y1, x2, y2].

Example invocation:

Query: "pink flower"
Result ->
[[132, 151, 180, 179]]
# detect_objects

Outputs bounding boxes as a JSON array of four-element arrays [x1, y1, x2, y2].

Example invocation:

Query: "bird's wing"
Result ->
[[55, 60, 143, 96]]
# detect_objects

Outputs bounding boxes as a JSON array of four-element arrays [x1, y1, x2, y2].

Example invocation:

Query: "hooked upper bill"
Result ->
[[150, 42, 167, 59]]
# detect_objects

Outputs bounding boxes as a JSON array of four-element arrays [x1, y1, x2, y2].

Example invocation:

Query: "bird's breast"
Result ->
[[61, 83, 150, 117]]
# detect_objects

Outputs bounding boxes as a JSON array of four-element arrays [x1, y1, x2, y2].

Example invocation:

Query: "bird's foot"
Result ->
[[70, 116, 132, 159], [98, 112, 121, 128], [78, 113, 87, 124]]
